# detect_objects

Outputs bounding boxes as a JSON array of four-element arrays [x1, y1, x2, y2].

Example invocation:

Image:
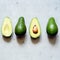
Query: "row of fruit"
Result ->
[[1, 17, 58, 38]]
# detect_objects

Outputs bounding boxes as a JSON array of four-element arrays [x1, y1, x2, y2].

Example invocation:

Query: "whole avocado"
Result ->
[[46, 17, 58, 36], [15, 17, 26, 36]]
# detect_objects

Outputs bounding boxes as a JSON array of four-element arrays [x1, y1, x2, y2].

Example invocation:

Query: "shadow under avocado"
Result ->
[[31, 36, 41, 44], [2, 35, 12, 43], [16, 34, 26, 45], [48, 35, 57, 45]]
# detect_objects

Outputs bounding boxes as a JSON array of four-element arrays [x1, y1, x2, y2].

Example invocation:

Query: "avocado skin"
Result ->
[[3, 34, 12, 38], [46, 17, 58, 36], [15, 17, 26, 36]]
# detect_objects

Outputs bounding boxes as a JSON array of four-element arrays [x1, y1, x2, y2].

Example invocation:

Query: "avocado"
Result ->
[[29, 17, 41, 38], [2, 17, 12, 37], [15, 17, 26, 36], [46, 17, 58, 36]]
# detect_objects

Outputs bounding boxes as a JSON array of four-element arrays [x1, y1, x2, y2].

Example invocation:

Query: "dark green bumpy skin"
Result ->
[[15, 17, 26, 36], [46, 17, 58, 36]]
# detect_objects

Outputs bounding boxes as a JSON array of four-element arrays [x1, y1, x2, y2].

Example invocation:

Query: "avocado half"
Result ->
[[29, 17, 41, 38], [2, 17, 12, 37]]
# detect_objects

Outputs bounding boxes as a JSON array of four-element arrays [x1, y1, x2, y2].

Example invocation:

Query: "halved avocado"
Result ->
[[29, 17, 41, 38], [2, 17, 12, 37]]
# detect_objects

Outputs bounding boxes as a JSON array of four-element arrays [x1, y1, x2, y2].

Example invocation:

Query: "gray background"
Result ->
[[0, 0, 60, 60]]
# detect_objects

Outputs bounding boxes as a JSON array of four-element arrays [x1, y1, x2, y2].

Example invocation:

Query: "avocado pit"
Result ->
[[33, 25, 38, 34]]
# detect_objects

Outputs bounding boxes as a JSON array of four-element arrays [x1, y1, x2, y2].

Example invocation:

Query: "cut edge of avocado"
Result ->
[[29, 17, 41, 38], [2, 17, 13, 37]]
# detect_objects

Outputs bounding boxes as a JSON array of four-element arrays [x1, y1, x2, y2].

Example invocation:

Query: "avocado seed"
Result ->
[[33, 25, 38, 34]]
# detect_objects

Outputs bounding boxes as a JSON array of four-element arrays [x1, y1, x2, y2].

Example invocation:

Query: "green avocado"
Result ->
[[29, 17, 41, 38], [15, 17, 26, 36], [46, 17, 58, 36], [2, 17, 12, 37]]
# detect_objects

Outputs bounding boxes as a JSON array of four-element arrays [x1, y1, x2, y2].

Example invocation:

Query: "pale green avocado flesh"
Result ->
[[2, 17, 12, 37], [29, 17, 41, 38]]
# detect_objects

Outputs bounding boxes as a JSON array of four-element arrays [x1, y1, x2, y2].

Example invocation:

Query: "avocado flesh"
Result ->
[[2, 17, 12, 37], [46, 17, 58, 36], [29, 17, 41, 38], [15, 17, 26, 36]]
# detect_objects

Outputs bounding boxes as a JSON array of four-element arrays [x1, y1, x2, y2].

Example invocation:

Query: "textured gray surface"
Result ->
[[0, 0, 60, 60]]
